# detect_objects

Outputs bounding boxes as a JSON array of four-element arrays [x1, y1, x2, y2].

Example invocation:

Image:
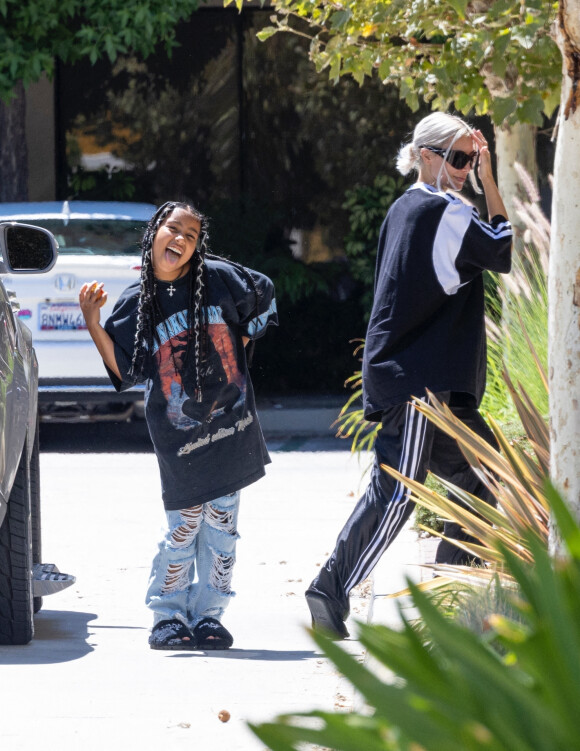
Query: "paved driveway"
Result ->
[[0, 442, 374, 751]]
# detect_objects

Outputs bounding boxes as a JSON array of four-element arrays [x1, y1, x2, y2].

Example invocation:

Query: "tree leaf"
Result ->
[[257, 26, 279, 42], [330, 9, 351, 29], [517, 93, 547, 126], [444, 0, 468, 20], [491, 95, 518, 124]]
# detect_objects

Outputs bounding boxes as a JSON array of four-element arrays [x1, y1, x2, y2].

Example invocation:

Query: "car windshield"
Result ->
[[21, 218, 147, 256]]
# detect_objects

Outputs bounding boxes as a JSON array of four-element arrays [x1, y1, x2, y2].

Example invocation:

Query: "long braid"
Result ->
[[194, 252, 205, 401], [130, 202, 176, 378], [186, 232, 208, 401]]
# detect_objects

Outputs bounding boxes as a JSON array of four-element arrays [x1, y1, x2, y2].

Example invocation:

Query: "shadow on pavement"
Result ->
[[39, 421, 352, 454], [0, 610, 97, 664], [165, 649, 322, 661], [40, 420, 154, 454]]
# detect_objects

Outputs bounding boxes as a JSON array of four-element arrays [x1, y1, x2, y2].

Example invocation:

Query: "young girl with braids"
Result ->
[[79, 201, 277, 650]]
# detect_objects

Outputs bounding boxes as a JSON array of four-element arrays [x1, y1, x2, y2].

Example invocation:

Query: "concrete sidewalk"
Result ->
[[257, 394, 436, 629], [0, 404, 430, 751]]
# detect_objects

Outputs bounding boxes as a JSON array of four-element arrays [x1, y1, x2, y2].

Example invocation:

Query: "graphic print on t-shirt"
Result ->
[[153, 306, 247, 432]]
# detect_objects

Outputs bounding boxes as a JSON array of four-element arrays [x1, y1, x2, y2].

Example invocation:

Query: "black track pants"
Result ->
[[307, 393, 498, 620]]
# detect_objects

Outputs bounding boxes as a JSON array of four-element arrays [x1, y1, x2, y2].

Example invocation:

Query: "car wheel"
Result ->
[[0, 436, 34, 645], [30, 420, 43, 614]]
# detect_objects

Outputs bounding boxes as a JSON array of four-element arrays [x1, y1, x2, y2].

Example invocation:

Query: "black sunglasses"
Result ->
[[420, 145, 478, 170]]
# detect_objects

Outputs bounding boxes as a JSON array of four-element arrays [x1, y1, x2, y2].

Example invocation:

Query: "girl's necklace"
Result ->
[[156, 266, 191, 381], [166, 266, 186, 297]]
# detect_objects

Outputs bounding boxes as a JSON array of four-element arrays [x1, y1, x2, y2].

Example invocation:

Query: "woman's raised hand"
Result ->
[[472, 129, 509, 219], [472, 129, 495, 186]]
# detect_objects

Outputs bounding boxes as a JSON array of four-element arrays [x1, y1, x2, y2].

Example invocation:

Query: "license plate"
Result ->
[[39, 302, 87, 331]]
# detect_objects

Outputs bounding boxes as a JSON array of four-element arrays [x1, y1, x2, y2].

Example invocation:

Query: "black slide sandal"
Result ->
[[149, 619, 197, 650], [193, 617, 234, 650]]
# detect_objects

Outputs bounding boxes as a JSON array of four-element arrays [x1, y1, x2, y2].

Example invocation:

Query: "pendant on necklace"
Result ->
[[167, 283, 176, 297]]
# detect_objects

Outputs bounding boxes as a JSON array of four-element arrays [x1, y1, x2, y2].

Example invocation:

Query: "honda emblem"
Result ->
[[55, 274, 76, 291]]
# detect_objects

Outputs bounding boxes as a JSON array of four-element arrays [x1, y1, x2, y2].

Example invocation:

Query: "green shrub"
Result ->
[[482, 168, 549, 422], [67, 166, 137, 201], [386, 375, 549, 577], [413, 475, 446, 535], [207, 198, 367, 394], [250, 485, 580, 751], [343, 175, 406, 316]]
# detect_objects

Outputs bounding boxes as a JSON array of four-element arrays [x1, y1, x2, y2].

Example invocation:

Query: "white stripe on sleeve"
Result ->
[[432, 200, 472, 295]]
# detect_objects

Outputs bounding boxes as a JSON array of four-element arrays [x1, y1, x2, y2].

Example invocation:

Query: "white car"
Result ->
[[0, 201, 156, 421]]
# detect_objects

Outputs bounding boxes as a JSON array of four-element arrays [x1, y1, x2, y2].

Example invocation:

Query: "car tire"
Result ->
[[0, 435, 34, 645], [30, 420, 43, 614]]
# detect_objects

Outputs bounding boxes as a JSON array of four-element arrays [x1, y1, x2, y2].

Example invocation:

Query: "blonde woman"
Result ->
[[306, 112, 513, 639]]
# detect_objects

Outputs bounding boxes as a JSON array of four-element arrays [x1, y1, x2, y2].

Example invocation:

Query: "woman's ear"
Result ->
[[419, 147, 432, 166]]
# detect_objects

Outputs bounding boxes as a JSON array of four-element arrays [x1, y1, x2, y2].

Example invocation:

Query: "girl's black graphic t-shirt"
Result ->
[[104, 259, 278, 510]]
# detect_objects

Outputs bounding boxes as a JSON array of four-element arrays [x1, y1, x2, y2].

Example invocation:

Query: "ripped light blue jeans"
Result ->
[[146, 491, 240, 630]]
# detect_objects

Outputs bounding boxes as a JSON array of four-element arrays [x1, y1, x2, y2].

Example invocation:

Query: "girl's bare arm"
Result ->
[[79, 281, 122, 381]]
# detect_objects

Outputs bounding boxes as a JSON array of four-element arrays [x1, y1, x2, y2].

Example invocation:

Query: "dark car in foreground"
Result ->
[[0, 221, 75, 644]]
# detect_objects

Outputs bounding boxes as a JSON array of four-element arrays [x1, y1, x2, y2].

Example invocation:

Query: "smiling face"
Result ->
[[151, 207, 202, 281]]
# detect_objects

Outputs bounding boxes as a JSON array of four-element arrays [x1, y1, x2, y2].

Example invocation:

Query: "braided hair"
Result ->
[[129, 201, 260, 401]]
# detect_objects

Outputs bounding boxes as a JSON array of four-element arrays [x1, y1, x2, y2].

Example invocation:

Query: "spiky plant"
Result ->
[[250, 484, 580, 751], [333, 339, 379, 454], [382, 369, 549, 590]]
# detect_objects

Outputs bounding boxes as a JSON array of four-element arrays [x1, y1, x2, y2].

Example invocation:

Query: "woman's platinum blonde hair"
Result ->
[[396, 112, 480, 191]]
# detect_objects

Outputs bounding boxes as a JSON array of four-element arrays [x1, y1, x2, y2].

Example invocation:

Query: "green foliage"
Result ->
[[240, 21, 428, 250], [333, 340, 379, 451], [414, 475, 446, 535], [481, 167, 549, 422], [391, 380, 550, 576], [230, 0, 561, 127], [208, 198, 333, 305], [67, 167, 136, 201], [250, 485, 580, 751], [439, 576, 526, 644], [0, 0, 201, 101], [208, 200, 367, 395], [343, 174, 406, 314]]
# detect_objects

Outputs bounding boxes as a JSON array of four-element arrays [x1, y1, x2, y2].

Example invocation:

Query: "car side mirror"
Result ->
[[0, 222, 58, 273]]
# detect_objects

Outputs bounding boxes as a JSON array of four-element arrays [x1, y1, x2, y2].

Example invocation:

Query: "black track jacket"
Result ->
[[362, 182, 512, 421]]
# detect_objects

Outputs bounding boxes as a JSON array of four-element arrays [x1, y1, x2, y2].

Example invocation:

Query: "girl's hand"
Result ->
[[472, 130, 494, 186], [78, 281, 121, 379], [79, 281, 107, 329]]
